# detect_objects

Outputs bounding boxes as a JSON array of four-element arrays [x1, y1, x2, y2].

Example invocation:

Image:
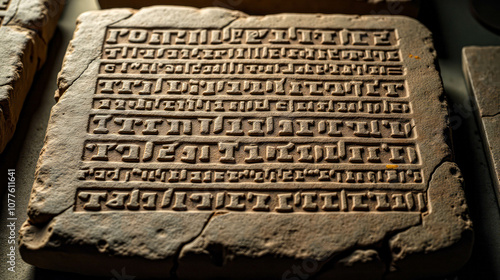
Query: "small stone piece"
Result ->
[[98, 0, 420, 17], [20, 6, 472, 279], [0, 0, 65, 153], [463, 46, 500, 205]]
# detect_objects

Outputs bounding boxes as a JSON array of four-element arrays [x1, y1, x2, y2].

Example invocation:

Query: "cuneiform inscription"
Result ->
[[83, 141, 419, 164], [100, 62, 404, 76], [96, 78, 407, 97], [103, 46, 401, 62], [75, 189, 427, 213], [75, 24, 424, 211], [77, 167, 423, 184], [105, 28, 398, 46], [89, 116, 415, 139], [0, 0, 10, 10]]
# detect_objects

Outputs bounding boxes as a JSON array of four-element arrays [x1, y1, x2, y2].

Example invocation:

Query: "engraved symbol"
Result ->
[[0, 0, 10, 10], [110, 267, 136, 280]]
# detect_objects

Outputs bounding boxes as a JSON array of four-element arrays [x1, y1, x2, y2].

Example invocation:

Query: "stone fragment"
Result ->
[[463, 46, 500, 205], [0, 0, 65, 153], [20, 6, 472, 279], [98, 0, 420, 17]]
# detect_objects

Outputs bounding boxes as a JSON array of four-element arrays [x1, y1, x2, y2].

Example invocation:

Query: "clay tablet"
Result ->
[[0, 0, 65, 152], [20, 7, 473, 279], [463, 46, 500, 205], [98, 0, 420, 17]]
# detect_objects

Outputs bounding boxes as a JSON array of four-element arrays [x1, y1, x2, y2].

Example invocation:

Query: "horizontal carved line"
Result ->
[[83, 135, 418, 143], [99, 58, 404, 65], [74, 183, 427, 191], [92, 95, 411, 101], [79, 162, 423, 169], [97, 74, 408, 79], [88, 110, 413, 118], [103, 44, 401, 51]]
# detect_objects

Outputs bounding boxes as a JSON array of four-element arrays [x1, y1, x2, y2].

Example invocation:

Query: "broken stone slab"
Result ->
[[0, 0, 65, 153], [98, 0, 420, 17], [0, 0, 65, 43], [463, 46, 500, 205], [20, 6, 472, 279]]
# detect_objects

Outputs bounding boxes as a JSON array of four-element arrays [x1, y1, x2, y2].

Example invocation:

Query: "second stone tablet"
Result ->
[[0, 0, 64, 152], [20, 6, 473, 280]]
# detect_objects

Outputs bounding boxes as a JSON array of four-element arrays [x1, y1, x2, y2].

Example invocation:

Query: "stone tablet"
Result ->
[[20, 7, 473, 279], [463, 46, 500, 205], [0, 0, 65, 152], [98, 0, 420, 17]]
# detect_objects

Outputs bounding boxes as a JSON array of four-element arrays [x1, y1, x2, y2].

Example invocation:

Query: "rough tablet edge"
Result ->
[[0, 0, 64, 153], [3, 0, 65, 43]]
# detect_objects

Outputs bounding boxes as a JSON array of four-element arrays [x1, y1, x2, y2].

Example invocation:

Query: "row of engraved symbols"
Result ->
[[103, 46, 401, 62], [89, 116, 416, 138], [95, 79, 407, 97], [78, 167, 423, 184], [93, 98, 411, 115], [76, 189, 427, 213], [105, 28, 398, 47]]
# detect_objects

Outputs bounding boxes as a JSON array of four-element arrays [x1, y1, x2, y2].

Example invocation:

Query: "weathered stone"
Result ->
[[463, 46, 500, 205], [20, 6, 472, 279], [0, 0, 65, 153], [98, 0, 420, 17]]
